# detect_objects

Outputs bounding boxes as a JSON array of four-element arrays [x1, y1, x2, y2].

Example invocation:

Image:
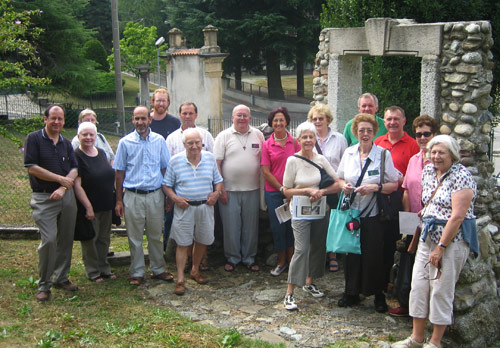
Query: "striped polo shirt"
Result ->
[[163, 150, 223, 200]]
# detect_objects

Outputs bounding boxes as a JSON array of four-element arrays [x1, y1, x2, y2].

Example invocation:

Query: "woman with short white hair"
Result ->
[[392, 135, 477, 348], [281, 122, 340, 310]]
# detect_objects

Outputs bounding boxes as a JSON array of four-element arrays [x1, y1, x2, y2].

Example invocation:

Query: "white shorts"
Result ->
[[409, 238, 469, 325], [170, 204, 215, 247]]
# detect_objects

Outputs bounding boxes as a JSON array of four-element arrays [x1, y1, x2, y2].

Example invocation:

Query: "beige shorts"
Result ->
[[170, 204, 214, 246]]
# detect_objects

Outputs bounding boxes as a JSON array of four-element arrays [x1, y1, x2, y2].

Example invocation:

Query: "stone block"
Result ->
[[462, 52, 483, 64], [445, 73, 468, 83], [440, 124, 452, 134], [459, 115, 475, 124], [482, 123, 491, 134], [442, 113, 457, 124], [449, 102, 460, 112], [456, 64, 481, 74], [455, 124, 475, 136], [452, 90, 464, 97], [466, 23, 481, 34]]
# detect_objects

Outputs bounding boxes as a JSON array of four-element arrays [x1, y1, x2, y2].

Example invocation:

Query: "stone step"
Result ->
[[0, 227, 127, 240], [107, 250, 149, 267]]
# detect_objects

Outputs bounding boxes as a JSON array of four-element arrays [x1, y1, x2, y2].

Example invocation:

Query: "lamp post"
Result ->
[[155, 36, 165, 87]]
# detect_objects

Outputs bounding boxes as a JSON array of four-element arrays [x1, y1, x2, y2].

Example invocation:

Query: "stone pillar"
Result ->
[[200, 25, 220, 54], [327, 54, 362, 132], [136, 64, 151, 109], [168, 28, 183, 50], [420, 55, 441, 117]]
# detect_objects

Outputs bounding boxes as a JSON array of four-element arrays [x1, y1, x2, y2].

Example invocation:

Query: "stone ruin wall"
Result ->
[[313, 20, 500, 347]]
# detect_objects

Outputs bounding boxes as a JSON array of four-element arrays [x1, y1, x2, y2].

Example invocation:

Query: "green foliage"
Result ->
[[13, 0, 98, 95], [83, 39, 110, 72], [108, 22, 167, 77], [0, 0, 50, 89], [0, 116, 44, 149], [82, 0, 112, 52], [220, 329, 241, 347]]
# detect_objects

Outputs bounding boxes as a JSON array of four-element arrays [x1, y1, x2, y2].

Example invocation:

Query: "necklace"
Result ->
[[273, 133, 288, 141], [237, 133, 249, 150]]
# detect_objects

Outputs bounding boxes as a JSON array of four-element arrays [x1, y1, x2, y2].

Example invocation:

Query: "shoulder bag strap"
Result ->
[[293, 154, 322, 171], [380, 148, 386, 184], [315, 141, 323, 155], [421, 171, 451, 214], [350, 157, 372, 203]]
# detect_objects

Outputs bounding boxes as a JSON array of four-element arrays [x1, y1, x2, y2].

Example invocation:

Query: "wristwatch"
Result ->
[[279, 186, 284, 193], [377, 183, 383, 192], [438, 242, 447, 249]]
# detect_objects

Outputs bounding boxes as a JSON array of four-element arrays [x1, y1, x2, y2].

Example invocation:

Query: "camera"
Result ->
[[340, 194, 351, 211]]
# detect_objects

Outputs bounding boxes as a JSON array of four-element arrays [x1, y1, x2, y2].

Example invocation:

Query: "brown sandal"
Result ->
[[129, 277, 144, 285]]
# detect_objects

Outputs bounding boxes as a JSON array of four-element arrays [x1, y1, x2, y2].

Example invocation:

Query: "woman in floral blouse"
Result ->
[[393, 134, 477, 348]]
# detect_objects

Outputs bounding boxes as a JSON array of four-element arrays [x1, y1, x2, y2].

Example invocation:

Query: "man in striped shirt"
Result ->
[[163, 128, 223, 295]]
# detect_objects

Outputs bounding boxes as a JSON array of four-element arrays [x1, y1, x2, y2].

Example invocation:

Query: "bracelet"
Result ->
[[279, 186, 284, 193], [377, 183, 383, 192], [438, 242, 447, 249], [62, 186, 67, 190]]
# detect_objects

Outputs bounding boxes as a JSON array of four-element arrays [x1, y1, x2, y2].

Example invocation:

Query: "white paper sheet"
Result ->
[[292, 196, 326, 220], [275, 202, 292, 224], [399, 211, 421, 235]]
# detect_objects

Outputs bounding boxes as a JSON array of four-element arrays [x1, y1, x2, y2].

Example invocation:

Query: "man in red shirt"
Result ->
[[374, 106, 419, 305]]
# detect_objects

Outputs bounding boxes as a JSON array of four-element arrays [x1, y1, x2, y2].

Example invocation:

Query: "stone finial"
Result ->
[[168, 28, 183, 50], [200, 25, 220, 54]]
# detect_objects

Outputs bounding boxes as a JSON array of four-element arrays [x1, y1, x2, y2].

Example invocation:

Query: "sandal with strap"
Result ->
[[224, 262, 236, 272], [89, 276, 104, 283], [200, 256, 209, 272], [246, 263, 260, 272], [328, 257, 339, 272]]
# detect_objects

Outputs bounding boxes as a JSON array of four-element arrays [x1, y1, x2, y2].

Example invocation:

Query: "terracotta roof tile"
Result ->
[[171, 48, 199, 56]]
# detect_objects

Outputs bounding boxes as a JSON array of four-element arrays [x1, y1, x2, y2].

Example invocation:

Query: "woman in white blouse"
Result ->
[[281, 122, 340, 311], [336, 113, 399, 312]]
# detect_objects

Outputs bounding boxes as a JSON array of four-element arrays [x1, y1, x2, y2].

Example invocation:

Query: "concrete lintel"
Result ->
[[327, 20, 443, 57]]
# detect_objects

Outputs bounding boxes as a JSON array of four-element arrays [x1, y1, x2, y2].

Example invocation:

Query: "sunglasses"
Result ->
[[423, 261, 441, 280], [415, 131, 433, 138]]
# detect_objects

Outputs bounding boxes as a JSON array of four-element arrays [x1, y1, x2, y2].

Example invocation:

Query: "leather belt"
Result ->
[[126, 188, 160, 194], [33, 189, 53, 193], [188, 200, 207, 206]]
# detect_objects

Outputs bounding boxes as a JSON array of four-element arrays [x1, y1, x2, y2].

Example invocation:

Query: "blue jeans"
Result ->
[[265, 190, 294, 252]]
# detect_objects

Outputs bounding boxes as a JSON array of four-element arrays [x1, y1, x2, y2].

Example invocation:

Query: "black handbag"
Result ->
[[111, 189, 121, 226], [377, 149, 403, 221], [74, 201, 96, 241], [293, 154, 338, 207]]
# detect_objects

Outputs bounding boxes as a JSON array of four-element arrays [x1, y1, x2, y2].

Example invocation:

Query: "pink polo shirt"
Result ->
[[261, 132, 300, 192], [401, 150, 430, 212]]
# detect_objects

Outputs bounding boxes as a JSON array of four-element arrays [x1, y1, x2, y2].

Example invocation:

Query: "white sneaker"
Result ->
[[283, 294, 298, 311], [270, 264, 288, 276], [423, 342, 439, 348], [302, 284, 325, 298], [391, 336, 424, 348]]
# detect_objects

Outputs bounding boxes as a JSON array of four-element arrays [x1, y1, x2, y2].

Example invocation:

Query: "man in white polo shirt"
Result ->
[[163, 128, 223, 295], [214, 104, 264, 272]]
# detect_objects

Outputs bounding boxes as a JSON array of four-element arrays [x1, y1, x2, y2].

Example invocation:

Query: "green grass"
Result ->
[[252, 76, 314, 98], [0, 239, 285, 347]]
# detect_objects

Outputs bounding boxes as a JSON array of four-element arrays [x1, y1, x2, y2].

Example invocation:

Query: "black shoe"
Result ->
[[374, 293, 388, 313], [337, 293, 360, 307]]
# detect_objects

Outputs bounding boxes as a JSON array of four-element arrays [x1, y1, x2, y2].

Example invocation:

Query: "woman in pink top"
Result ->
[[389, 115, 439, 318], [261, 107, 299, 277]]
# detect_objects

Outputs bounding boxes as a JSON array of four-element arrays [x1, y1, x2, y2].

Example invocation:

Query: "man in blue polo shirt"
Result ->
[[114, 105, 173, 286], [163, 128, 223, 295], [24, 104, 79, 301]]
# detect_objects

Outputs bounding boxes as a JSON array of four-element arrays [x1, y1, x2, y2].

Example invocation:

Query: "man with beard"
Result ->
[[150, 88, 181, 140], [114, 106, 173, 285]]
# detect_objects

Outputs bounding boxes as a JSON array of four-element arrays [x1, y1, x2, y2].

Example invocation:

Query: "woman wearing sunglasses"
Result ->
[[389, 115, 439, 318], [392, 135, 477, 348]]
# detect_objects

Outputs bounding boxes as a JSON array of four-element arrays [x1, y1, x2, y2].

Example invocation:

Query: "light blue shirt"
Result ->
[[113, 129, 170, 190], [163, 150, 223, 200]]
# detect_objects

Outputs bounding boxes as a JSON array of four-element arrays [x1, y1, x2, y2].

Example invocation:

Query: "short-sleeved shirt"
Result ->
[[421, 163, 476, 243], [402, 150, 429, 212], [337, 144, 400, 216], [166, 126, 215, 157], [113, 129, 170, 190], [75, 148, 115, 212], [283, 153, 337, 190], [72, 132, 115, 163], [214, 126, 264, 191], [314, 127, 347, 171], [150, 113, 181, 139], [343, 115, 387, 146], [163, 150, 223, 200], [24, 128, 78, 193], [261, 131, 300, 192], [374, 132, 419, 176]]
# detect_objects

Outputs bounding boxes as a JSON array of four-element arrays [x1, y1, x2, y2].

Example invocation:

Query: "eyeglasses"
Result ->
[[358, 128, 373, 134], [415, 131, 433, 138], [312, 117, 324, 122], [423, 261, 441, 280]]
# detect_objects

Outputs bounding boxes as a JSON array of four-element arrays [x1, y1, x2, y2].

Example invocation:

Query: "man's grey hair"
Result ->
[[295, 122, 317, 138], [232, 104, 251, 116], [426, 134, 460, 162], [357, 93, 379, 107], [182, 127, 201, 143]]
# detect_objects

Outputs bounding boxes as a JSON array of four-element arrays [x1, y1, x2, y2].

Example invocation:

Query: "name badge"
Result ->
[[251, 144, 259, 149], [368, 170, 379, 176]]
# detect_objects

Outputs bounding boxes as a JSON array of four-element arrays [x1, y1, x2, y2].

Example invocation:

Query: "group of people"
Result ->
[[24, 89, 477, 348]]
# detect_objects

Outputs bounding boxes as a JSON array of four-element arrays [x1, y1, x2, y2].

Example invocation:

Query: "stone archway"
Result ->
[[313, 18, 499, 347]]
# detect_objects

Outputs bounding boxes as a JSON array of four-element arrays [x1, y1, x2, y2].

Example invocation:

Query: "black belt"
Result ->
[[188, 200, 207, 206], [126, 188, 160, 194], [33, 189, 54, 193]]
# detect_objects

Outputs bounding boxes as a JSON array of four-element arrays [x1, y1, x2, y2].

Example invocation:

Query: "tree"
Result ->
[[83, 39, 109, 72], [0, 0, 50, 90], [107, 22, 168, 77], [13, 0, 98, 95], [81, 0, 112, 53]]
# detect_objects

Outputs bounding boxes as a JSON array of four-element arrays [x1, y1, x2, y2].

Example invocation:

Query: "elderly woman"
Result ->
[[392, 135, 477, 348], [308, 103, 347, 272], [336, 113, 399, 312], [73, 122, 116, 282], [390, 115, 439, 317], [72, 109, 115, 165], [281, 122, 339, 310], [261, 107, 299, 276]]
